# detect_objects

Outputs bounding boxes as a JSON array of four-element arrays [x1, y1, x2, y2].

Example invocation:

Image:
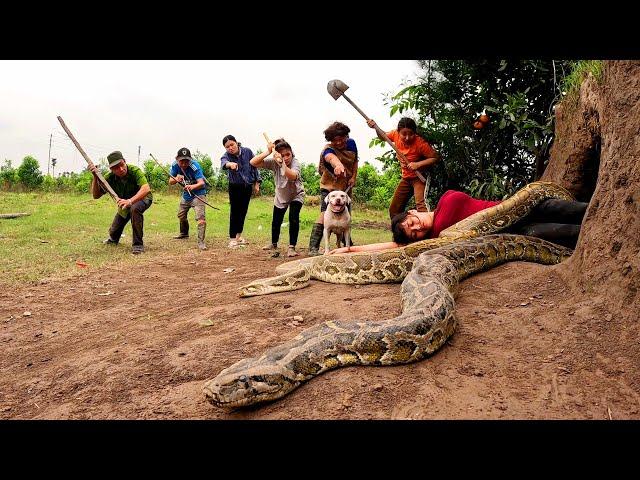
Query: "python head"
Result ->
[[203, 361, 301, 408]]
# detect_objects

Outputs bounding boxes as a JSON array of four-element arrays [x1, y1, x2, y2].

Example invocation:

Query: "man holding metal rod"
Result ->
[[89, 150, 153, 255], [169, 147, 209, 251]]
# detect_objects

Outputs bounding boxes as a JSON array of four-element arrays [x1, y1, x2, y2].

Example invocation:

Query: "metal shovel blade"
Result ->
[[327, 79, 349, 100]]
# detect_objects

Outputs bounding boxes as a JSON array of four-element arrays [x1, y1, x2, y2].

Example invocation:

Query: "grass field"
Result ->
[[0, 191, 392, 284]]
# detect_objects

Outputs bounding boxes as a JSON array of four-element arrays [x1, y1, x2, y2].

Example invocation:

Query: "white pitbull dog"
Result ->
[[323, 190, 352, 254]]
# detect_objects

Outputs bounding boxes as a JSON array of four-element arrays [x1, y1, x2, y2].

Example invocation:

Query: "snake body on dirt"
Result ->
[[238, 182, 573, 296], [203, 182, 575, 408], [204, 234, 573, 407]]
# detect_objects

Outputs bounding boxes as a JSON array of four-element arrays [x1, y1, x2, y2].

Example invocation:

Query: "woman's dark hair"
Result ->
[[397, 117, 418, 133], [390, 212, 411, 244], [324, 122, 350, 141], [222, 135, 237, 146], [273, 138, 293, 155]]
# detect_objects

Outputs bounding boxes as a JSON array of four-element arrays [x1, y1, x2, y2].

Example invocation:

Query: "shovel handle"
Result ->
[[343, 95, 427, 183], [262, 132, 285, 175]]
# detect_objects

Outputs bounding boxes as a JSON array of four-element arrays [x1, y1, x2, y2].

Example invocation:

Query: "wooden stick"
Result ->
[[0, 213, 31, 219], [56, 116, 120, 202], [149, 154, 219, 210], [262, 132, 286, 176], [338, 94, 427, 184]]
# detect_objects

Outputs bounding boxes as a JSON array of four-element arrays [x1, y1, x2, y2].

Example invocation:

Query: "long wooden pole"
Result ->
[[56, 116, 120, 202]]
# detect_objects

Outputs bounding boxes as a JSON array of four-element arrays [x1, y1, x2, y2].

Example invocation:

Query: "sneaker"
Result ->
[[131, 245, 144, 255], [236, 237, 248, 245], [103, 237, 118, 245], [173, 233, 189, 239], [228, 239, 238, 248], [287, 246, 300, 257], [262, 243, 277, 250], [198, 241, 208, 251]]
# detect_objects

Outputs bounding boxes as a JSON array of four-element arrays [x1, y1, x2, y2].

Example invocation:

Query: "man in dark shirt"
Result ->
[[89, 150, 153, 254]]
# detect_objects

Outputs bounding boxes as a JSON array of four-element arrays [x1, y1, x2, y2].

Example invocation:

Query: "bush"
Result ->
[[17, 156, 43, 189], [300, 164, 320, 195], [0, 159, 17, 189]]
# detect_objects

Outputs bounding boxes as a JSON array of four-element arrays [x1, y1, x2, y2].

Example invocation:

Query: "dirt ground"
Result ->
[[1, 240, 637, 420]]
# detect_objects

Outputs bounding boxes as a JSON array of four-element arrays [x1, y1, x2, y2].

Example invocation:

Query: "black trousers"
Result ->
[[507, 198, 588, 248], [108, 198, 153, 246], [272, 201, 303, 246], [228, 183, 253, 238]]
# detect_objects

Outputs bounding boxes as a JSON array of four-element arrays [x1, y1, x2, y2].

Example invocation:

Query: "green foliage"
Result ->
[[259, 168, 275, 196], [300, 163, 320, 195], [560, 60, 604, 103], [468, 167, 511, 200], [381, 60, 576, 200], [17, 156, 43, 189], [192, 150, 214, 179], [0, 159, 17, 188], [142, 158, 170, 191]]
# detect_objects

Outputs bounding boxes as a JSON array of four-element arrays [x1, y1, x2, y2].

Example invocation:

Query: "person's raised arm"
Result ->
[[250, 142, 274, 168], [366, 119, 387, 141]]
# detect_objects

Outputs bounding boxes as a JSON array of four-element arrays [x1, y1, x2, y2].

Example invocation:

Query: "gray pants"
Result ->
[[177, 195, 206, 234]]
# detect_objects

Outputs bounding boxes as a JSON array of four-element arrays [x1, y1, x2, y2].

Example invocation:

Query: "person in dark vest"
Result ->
[[89, 150, 153, 255], [220, 135, 262, 248], [308, 121, 358, 256], [170, 147, 209, 250]]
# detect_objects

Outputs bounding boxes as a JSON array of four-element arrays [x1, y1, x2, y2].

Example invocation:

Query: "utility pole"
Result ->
[[138, 145, 141, 166], [48, 133, 52, 176]]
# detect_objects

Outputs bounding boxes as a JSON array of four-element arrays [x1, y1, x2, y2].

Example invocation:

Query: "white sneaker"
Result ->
[[228, 239, 238, 248], [236, 237, 248, 245]]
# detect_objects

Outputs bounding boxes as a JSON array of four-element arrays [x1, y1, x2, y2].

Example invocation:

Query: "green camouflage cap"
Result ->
[[107, 151, 125, 167]]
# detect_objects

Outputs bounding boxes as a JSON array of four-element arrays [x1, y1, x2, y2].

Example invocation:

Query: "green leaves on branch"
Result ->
[[371, 59, 580, 200]]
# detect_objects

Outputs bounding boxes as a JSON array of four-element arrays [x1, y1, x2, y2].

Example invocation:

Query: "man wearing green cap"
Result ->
[[89, 151, 153, 254]]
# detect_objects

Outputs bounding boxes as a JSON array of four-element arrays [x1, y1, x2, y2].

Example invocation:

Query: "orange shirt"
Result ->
[[387, 130, 438, 179]]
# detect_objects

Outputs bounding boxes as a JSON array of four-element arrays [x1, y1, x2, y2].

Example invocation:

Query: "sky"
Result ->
[[0, 60, 421, 175]]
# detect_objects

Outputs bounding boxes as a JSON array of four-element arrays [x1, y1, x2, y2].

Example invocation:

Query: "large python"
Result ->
[[238, 181, 574, 297], [203, 181, 575, 408], [204, 234, 573, 408]]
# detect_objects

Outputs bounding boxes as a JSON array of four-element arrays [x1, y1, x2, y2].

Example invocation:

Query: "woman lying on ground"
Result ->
[[329, 189, 588, 254]]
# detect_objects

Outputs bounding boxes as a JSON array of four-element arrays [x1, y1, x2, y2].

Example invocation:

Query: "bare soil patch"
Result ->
[[1, 241, 637, 419]]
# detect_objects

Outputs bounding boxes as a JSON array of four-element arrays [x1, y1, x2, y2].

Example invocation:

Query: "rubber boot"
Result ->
[[197, 223, 207, 250], [307, 223, 324, 256], [174, 219, 189, 239]]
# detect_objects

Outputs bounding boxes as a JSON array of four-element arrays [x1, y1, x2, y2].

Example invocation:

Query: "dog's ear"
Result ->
[[346, 193, 352, 205], [324, 194, 330, 204]]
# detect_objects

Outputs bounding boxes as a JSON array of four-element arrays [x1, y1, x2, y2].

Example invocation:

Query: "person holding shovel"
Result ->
[[169, 147, 209, 251], [250, 138, 305, 258], [367, 117, 440, 219], [307, 121, 359, 256], [89, 150, 153, 255]]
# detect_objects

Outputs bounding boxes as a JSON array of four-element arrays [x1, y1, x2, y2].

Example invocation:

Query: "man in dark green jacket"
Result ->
[[89, 150, 153, 254]]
